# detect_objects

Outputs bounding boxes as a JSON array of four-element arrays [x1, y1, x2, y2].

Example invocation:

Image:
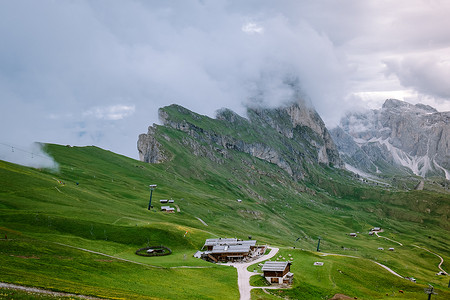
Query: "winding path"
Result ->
[[54, 242, 164, 268], [374, 230, 403, 246], [55, 242, 211, 270], [413, 245, 448, 275], [320, 252, 403, 278], [222, 246, 279, 300]]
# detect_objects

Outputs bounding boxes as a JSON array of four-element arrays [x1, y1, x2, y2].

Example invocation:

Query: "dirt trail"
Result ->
[[374, 230, 403, 246], [320, 252, 403, 278], [0, 282, 103, 299], [371, 261, 403, 278], [413, 245, 448, 275], [54, 242, 163, 269], [195, 217, 208, 226]]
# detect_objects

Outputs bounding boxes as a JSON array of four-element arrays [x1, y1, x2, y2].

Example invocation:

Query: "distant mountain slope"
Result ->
[[330, 99, 450, 179], [138, 101, 342, 181]]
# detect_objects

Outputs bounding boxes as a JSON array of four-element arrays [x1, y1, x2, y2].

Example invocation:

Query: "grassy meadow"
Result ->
[[0, 143, 449, 299]]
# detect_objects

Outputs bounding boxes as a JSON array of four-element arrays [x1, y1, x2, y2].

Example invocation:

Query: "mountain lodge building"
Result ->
[[262, 261, 294, 284]]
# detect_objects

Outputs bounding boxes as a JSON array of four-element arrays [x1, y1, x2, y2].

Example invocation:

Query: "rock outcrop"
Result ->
[[138, 101, 343, 180], [331, 99, 450, 179], [137, 126, 167, 163]]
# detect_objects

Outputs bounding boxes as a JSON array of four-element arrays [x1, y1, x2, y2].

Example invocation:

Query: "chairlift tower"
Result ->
[[317, 236, 321, 252], [148, 184, 157, 210], [424, 284, 437, 300]]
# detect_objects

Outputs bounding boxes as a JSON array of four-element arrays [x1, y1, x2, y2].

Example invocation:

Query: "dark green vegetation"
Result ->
[[1, 105, 449, 299]]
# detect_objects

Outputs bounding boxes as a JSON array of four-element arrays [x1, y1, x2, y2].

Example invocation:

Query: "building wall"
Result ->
[[265, 276, 282, 284], [210, 252, 249, 261], [263, 266, 289, 278]]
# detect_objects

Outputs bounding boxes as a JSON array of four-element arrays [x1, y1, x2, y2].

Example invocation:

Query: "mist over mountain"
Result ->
[[331, 99, 450, 179]]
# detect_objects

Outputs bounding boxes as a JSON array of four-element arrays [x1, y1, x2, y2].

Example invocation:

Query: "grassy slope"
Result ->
[[0, 142, 449, 299]]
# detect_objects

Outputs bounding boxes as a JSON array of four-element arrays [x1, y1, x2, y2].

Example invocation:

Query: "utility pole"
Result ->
[[317, 237, 321, 252], [424, 284, 437, 300], [148, 184, 157, 210]]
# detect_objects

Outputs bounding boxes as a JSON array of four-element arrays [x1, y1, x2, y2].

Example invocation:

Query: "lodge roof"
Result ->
[[203, 238, 256, 247], [161, 206, 174, 211], [261, 261, 290, 272], [209, 244, 251, 254]]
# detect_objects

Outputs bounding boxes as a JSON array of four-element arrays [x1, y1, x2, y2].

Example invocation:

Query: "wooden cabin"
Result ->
[[161, 206, 175, 213], [199, 238, 257, 262], [262, 261, 293, 284]]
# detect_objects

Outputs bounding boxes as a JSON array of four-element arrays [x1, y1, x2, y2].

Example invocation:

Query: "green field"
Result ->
[[1, 143, 449, 299]]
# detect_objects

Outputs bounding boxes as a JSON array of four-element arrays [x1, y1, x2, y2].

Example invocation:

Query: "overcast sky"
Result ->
[[1, 0, 450, 163]]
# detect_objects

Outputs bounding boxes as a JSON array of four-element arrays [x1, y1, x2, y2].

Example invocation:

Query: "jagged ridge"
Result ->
[[138, 101, 342, 180], [331, 99, 450, 179]]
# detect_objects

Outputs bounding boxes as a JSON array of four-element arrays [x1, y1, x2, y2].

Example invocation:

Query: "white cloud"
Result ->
[[83, 104, 136, 120], [241, 22, 264, 34], [384, 53, 450, 99]]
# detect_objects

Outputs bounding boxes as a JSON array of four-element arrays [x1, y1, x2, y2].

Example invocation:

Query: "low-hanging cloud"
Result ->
[[0, 142, 59, 171]]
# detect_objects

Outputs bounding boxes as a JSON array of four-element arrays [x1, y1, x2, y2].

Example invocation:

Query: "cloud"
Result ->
[[241, 22, 264, 34], [0, 0, 449, 161], [0, 142, 58, 170], [83, 104, 136, 120], [384, 54, 450, 99]]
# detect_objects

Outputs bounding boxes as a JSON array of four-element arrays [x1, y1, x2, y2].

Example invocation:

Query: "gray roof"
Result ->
[[161, 206, 174, 211], [204, 238, 238, 246], [204, 238, 256, 247], [210, 244, 251, 254], [262, 261, 290, 272]]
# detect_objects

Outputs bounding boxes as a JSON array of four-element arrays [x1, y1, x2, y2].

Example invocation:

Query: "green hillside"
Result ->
[[0, 137, 449, 299]]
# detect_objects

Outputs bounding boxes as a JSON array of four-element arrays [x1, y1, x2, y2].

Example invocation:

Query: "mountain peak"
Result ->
[[382, 98, 409, 109], [382, 99, 438, 114], [139, 102, 343, 180], [332, 99, 450, 179]]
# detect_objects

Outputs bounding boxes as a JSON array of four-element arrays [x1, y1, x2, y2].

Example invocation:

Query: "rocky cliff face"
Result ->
[[330, 99, 450, 179], [137, 126, 167, 163], [138, 101, 343, 180]]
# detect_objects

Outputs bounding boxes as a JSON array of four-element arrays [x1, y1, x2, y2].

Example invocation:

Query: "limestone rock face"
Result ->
[[137, 126, 167, 163], [331, 99, 450, 179], [138, 101, 343, 180]]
